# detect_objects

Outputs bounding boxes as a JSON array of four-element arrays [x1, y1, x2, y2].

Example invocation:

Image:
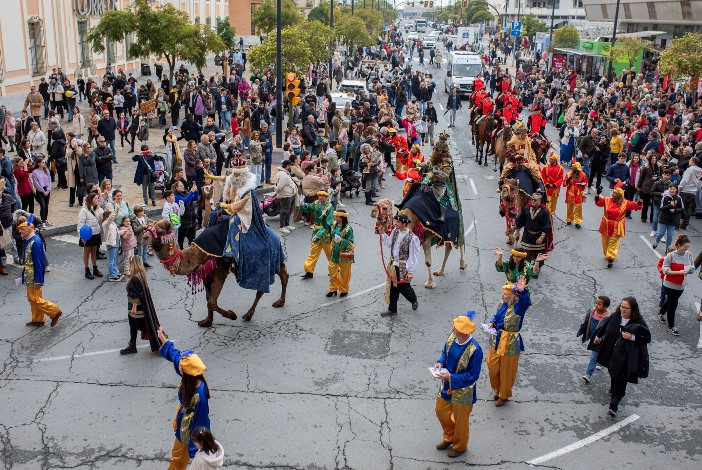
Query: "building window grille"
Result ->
[[28, 17, 46, 76]]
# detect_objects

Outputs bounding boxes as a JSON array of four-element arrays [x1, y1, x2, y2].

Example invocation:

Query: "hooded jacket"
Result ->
[[189, 441, 224, 469]]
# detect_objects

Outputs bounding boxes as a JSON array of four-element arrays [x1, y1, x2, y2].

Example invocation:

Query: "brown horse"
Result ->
[[143, 219, 288, 326], [475, 113, 495, 166], [371, 198, 467, 289], [531, 136, 552, 164], [493, 124, 512, 174], [498, 178, 530, 245]]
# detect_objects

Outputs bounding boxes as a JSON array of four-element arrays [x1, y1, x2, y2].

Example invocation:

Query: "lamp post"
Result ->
[[275, 0, 282, 148], [607, 0, 622, 82], [547, 0, 557, 71], [352, 0, 355, 15], [330, 0, 335, 82]]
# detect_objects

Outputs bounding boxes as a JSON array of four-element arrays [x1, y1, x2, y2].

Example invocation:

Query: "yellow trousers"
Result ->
[[601, 235, 621, 261], [486, 348, 520, 400], [435, 396, 473, 452], [26, 286, 60, 324], [167, 439, 190, 470], [547, 190, 560, 214], [303, 241, 332, 274], [566, 203, 583, 224], [329, 262, 352, 293]]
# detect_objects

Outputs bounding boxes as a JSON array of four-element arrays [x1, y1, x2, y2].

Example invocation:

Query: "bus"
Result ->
[[415, 19, 427, 33]]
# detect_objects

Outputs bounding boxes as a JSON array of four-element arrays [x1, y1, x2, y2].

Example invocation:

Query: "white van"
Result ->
[[444, 51, 484, 96]]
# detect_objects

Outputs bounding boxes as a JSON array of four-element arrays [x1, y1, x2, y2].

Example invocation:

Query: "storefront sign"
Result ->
[[74, 0, 118, 17], [552, 54, 566, 70]]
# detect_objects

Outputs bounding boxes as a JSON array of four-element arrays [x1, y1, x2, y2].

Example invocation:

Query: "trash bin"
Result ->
[[141, 63, 151, 76]]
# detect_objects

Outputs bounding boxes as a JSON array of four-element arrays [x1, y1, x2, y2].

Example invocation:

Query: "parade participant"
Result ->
[[564, 161, 588, 228], [515, 190, 551, 263], [526, 105, 547, 136], [381, 213, 420, 317], [506, 121, 533, 162], [501, 100, 517, 126], [18, 214, 62, 327], [120, 256, 161, 355], [157, 326, 211, 470], [433, 311, 483, 458], [595, 182, 643, 268], [300, 190, 334, 279], [578, 295, 611, 384], [472, 74, 485, 93], [492, 247, 541, 284], [486, 275, 531, 406], [594, 297, 650, 417], [540, 150, 565, 215], [327, 210, 355, 297]]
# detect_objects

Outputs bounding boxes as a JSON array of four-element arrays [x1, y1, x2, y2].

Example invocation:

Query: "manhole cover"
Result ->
[[326, 330, 391, 360]]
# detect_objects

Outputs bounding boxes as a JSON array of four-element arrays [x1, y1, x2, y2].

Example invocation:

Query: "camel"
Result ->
[[371, 198, 467, 289], [143, 219, 288, 326]]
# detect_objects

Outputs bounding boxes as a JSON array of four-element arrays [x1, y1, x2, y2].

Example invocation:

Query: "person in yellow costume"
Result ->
[[594, 182, 642, 268], [564, 161, 588, 228], [540, 149, 565, 214], [433, 311, 483, 459], [485, 275, 530, 406], [499, 122, 541, 187], [301, 190, 334, 279], [327, 209, 355, 297]]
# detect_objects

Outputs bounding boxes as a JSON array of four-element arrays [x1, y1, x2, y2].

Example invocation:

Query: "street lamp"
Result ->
[[547, 0, 557, 71], [607, 0, 622, 81], [275, 0, 282, 148]]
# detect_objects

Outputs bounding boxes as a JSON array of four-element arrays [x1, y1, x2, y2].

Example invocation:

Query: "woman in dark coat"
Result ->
[[595, 296, 651, 417]]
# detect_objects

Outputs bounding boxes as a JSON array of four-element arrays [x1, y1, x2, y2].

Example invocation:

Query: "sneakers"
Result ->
[[582, 374, 591, 384], [649, 231, 656, 237], [659, 314, 667, 324], [381, 310, 397, 317], [412, 301, 419, 310], [607, 407, 617, 417], [337, 202, 346, 208], [285, 226, 296, 231], [669, 327, 680, 336], [108, 275, 124, 282], [280, 228, 290, 235], [652, 242, 658, 249], [595, 365, 602, 370]]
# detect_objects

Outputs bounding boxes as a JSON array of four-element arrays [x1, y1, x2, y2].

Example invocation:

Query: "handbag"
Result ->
[[143, 156, 159, 182], [76, 184, 86, 199]]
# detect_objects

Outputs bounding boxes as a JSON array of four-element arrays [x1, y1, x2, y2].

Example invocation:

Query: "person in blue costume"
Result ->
[[433, 311, 483, 459], [486, 275, 531, 407], [158, 326, 210, 470], [204, 157, 284, 293]]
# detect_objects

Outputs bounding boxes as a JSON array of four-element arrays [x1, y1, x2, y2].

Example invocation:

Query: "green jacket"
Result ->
[[300, 200, 333, 243], [331, 223, 354, 263]]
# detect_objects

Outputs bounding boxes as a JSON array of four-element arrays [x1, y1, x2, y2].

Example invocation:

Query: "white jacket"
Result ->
[[101, 212, 118, 247], [188, 441, 224, 470], [678, 165, 702, 195], [77, 205, 104, 236]]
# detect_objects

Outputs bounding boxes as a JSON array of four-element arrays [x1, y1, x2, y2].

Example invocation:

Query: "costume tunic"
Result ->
[[516, 204, 551, 251], [495, 260, 538, 284], [489, 288, 532, 356], [437, 334, 483, 405]]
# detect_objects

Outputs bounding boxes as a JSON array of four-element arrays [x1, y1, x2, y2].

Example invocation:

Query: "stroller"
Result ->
[[260, 194, 280, 217], [339, 163, 361, 197], [152, 152, 172, 198]]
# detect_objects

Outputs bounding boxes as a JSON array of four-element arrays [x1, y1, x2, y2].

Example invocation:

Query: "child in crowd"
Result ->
[[161, 190, 183, 240], [329, 167, 343, 209], [117, 216, 137, 276], [282, 142, 293, 163], [416, 115, 428, 145], [578, 295, 611, 383], [133, 205, 151, 268], [153, 158, 165, 186], [190, 427, 224, 469], [101, 210, 121, 281]]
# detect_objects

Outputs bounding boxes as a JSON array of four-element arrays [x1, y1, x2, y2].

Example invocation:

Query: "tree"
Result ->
[[468, 10, 494, 24], [307, 2, 330, 25], [610, 37, 648, 69], [252, 0, 303, 34], [660, 32, 702, 83], [215, 18, 237, 51], [335, 14, 373, 47], [547, 25, 580, 52], [294, 20, 335, 64], [248, 27, 312, 73], [86, 0, 225, 81], [521, 14, 547, 40]]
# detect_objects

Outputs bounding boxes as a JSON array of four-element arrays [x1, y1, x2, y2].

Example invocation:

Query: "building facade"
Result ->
[[228, 0, 321, 36], [582, 0, 702, 46], [502, 0, 586, 26], [0, 0, 229, 107]]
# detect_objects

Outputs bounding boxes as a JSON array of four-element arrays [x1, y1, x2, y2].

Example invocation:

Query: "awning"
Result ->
[[553, 48, 608, 58], [618, 31, 667, 38]]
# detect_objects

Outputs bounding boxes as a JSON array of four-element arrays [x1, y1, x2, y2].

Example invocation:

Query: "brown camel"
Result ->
[[371, 198, 466, 289], [143, 219, 288, 326]]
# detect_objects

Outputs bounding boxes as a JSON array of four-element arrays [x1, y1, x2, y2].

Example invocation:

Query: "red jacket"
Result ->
[[528, 113, 547, 135]]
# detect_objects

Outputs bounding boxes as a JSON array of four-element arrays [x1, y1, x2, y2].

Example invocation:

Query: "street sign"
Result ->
[[510, 21, 522, 37]]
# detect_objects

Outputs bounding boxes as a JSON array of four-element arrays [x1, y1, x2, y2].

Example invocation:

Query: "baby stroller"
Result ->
[[260, 194, 280, 217], [152, 152, 171, 198], [339, 163, 361, 197]]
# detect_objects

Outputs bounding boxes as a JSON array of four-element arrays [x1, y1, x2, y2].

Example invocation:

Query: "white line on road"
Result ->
[[527, 414, 640, 465], [469, 178, 478, 195], [466, 221, 475, 235], [318, 283, 385, 309], [639, 235, 663, 260], [34, 344, 151, 363]]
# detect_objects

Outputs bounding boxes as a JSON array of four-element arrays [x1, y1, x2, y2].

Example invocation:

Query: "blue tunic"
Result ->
[[222, 189, 285, 293], [21, 234, 46, 286], [160, 341, 210, 458], [489, 289, 531, 354], [437, 336, 483, 403]]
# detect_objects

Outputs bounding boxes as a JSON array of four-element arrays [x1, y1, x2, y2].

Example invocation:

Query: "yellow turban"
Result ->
[[572, 162, 582, 171], [180, 353, 206, 376], [453, 316, 476, 335], [502, 283, 515, 294], [317, 190, 330, 197], [510, 249, 527, 258], [613, 187, 625, 197], [548, 150, 559, 161]]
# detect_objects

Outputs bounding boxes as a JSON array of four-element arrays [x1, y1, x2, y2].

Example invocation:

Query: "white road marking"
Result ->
[[53, 234, 80, 244], [483, 175, 497, 180], [639, 235, 663, 259], [34, 344, 151, 363], [438, 103, 444, 110], [696, 302, 702, 349], [318, 283, 385, 308], [469, 178, 478, 195], [527, 414, 640, 465], [466, 221, 475, 235]]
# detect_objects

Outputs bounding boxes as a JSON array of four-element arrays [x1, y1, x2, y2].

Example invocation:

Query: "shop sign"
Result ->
[[74, 0, 118, 17], [552, 54, 567, 70]]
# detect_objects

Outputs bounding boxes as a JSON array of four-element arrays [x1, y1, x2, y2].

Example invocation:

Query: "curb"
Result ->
[[41, 186, 275, 238]]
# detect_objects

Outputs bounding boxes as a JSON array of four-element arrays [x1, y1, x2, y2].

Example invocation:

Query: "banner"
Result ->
[[552, 54, 567, 70]]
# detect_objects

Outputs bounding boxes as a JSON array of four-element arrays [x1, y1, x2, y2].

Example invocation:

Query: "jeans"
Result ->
[[98, 170, 113, 183], [279, 196, 293, 228], [43, 101, 50, 119], [655, 223, 676, 251], [107, 140, 117, 163], [419, 100, 427, 116], [250, 163, 262, 186], [33, 116, 41, 128], [340, 144, 348, 162], [67, 105, 74, 122], [584, 350, 599, 377], [651, 204, 661, 233], [395, 102, 405, 119], [640, 193, 653, 221], [141, 174, 155, 203], [660, 287, 684, 328], [34, 192, 50, 223], [107, 246, 120, 278], [243, 137, 251, 150], [449, 108, 457, 126], [263, 153, 272, 183], [220, 110, 231, 131], [136, 242, 148, 265], [581, 156, 591, 180]]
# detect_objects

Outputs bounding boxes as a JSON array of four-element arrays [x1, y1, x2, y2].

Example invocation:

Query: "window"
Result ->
[[195, 16, 201, 24], [78, 19, 92, 67], [206, 16, 211, 27], [28, 17, 46, 76], [105, 37, 116, 63], [647, 2, 657, 20], [250, 4, 256, 34]]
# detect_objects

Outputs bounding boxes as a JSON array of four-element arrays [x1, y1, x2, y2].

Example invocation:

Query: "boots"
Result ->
[[93, 266, 104, 278], [85, 267, 95, 280], [0, 264, 8, 276], [120, 341, 137, 355]]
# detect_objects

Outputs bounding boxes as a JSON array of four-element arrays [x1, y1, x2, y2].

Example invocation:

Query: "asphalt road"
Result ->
[[1, 49, 701, 470]]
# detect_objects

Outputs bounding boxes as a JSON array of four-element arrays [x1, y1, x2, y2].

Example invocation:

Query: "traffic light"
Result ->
[[285, 72, 300, 106]]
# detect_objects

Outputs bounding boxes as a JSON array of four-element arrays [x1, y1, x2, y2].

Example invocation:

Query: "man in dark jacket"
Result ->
[[605, 154, 629, 191], [302, 115, 318, 152], [92, 137, 114, 183], [425, 101, 439, 146], [97, 109, 118, 164]]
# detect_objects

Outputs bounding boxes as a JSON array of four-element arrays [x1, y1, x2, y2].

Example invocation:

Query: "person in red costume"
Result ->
[[527, 106, 547, 136], [540, 150, 565, 214], [595, 182, 642, 268]]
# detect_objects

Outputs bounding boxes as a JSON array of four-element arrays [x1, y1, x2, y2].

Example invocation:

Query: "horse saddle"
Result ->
[[476, 115, 487, 126]]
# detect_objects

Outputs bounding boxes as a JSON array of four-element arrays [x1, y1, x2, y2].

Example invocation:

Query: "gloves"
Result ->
[[334, 234, 342, 242]]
